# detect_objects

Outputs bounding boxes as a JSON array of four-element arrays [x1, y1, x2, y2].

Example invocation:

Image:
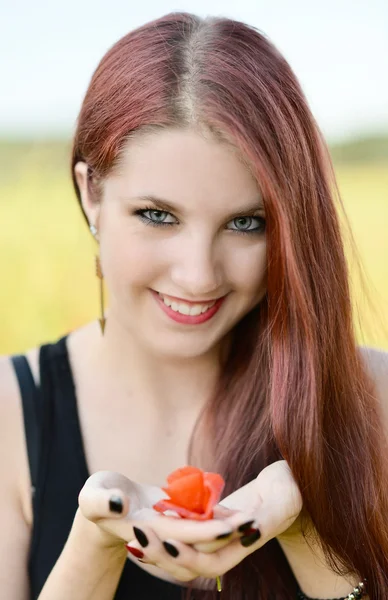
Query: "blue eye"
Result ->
[[134, 207, 266, 235], [135, 209, 177, 226], [227, 216, 266, 234]]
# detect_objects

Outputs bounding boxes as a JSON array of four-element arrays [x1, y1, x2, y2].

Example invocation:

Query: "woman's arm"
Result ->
[[278, 524, 366, 598], [38, 509, 128, 600], [0, 358, 31, 599], [1, 355, 128, 600]]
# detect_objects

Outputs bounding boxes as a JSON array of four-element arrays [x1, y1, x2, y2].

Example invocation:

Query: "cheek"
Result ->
[[101, 229, 160, 290], [226, 243, 267, 294]]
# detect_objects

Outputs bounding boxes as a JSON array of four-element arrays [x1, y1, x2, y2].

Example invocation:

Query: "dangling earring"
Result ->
[[89, 224, 106, 334], [95, 255, 106, 335]]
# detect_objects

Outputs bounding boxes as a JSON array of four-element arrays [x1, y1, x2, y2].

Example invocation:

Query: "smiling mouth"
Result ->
[[151, 289, 226, 324], [155, 291, 221, 316]]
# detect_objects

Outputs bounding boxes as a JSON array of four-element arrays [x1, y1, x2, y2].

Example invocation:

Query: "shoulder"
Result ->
[[358, 345, 388, 393], [0, 355, 34, 594], [358, 345, 388, 420], [0, 353, 29, 494], [0, 346, 40, 397], [0, 347, 40, 526]]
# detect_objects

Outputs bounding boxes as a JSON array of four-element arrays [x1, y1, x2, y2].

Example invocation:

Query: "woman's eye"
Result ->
[[227, 216, 266, 234], [137, 209, 177, 225], [135, 208, 265, 234]]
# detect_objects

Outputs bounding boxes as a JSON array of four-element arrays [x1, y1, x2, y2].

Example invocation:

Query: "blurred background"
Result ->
[[1, 0, 387, 355]]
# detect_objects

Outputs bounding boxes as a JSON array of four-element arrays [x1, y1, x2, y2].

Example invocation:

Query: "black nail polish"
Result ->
[[163, 541, 179, 558], [241, 529, 261, 547], [109, 496, 123, 514], [133, 526, 149, 548], [237, 520, 255, 533], [216, 531, 233, 540]]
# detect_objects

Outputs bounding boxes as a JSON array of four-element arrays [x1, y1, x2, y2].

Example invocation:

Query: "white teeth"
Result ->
[[162, 296, 172, 307], [188, 304, 203, 316], [201, 304, 212, 313], [177, 303, 191, 315], [158, 293, 216, 316]]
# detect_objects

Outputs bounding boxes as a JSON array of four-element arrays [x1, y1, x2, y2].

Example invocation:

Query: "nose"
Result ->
[[170, 236, 224, 299]]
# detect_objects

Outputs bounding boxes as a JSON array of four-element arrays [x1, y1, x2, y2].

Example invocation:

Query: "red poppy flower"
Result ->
[[153, 466, 225, 520]]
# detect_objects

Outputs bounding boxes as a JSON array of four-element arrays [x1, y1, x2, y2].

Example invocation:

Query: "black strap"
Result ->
[[11, 355, 42, 501]]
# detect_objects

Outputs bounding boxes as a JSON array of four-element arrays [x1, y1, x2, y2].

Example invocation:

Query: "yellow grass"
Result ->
[[1, 148, 387, 355]]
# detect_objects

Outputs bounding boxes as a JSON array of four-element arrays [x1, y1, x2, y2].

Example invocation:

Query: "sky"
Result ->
[[1, 0, 387, 143]]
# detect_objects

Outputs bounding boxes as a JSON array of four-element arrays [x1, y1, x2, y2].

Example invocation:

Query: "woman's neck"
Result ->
[[79, 314, 223, 416]]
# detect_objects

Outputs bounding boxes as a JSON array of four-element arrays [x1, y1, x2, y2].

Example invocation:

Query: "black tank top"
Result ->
[[12, 335, 186, 600]]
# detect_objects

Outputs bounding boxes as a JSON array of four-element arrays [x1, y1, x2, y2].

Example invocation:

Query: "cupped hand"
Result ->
[[77, 461, 303, 585], [76, 470, 245, 574], [126, 460, 303, 583]]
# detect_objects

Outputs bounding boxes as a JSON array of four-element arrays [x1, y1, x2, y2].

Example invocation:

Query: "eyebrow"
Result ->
[[125, 194, 265, 217]]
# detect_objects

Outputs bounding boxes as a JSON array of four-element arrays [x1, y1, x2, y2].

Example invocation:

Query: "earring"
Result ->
[[95, 255, 106, 334], [90, 224, 98, 238]]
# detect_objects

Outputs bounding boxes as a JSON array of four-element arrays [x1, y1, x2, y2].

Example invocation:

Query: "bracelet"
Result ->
[[297, 578, 367, 600]]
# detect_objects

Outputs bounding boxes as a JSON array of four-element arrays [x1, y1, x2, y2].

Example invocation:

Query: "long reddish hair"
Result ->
[[71, 12, 388, 599]]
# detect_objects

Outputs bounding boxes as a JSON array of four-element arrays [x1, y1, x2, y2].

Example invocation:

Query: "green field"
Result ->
[[1, 139, 387, 355]]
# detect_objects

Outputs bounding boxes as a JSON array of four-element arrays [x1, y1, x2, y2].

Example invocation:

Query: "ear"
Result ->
[[74, 161, 101, 231]]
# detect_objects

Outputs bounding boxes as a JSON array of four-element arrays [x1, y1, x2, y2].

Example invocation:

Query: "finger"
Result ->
[[78, 472, 161, 526], [194, 534, 265, 578], [222, 511, 260, 534], [192, 512, 259, 553], [78, 484, 130, 522], [130, 525, 198, 583], [152, 537, 202, 581], [132, 515, 234, 545], [91, 511, 235, 551], [212, 504, 239, 519], [184, 530, 264, 579], [154, 535, 229, 580], [141, 523, 261, 582], [125, 541, 149, 561], [193, 530, 235, 554]]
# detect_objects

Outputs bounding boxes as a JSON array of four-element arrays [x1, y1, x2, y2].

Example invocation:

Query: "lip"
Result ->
[[151, 290, 226, 325]]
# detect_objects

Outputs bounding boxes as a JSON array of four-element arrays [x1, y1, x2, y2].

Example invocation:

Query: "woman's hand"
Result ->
[[218, 459, 304, 542], [85, 461, 303, 585], [75, 470, 249, 571]]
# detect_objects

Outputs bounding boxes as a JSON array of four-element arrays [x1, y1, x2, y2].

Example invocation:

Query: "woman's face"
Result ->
[[77, 127, 267, 359]]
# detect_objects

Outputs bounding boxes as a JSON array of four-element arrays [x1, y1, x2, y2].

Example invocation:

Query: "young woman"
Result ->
[[1, 11, 387, 600]]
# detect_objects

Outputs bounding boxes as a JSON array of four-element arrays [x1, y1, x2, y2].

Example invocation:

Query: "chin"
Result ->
[[150, 336, 222, 360]]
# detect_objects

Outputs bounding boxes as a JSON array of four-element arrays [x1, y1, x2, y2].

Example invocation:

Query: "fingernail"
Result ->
[[133, 527, 149, 548], [216, 530, 233, 540], [237, 519, 255, 533], [163, 541, 179, 558], [109, 495, 123, 514], [125, 545, 144, 559], [240, 527, 257, 537], [240, 528, 261, 547]]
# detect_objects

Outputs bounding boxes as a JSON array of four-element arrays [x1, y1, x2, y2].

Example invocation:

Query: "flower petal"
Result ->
[[204, 473, 225, 506], [163, 471, 205, 512], [166, 466, 203, 485], [153, 499, 212, 520], [153, 467, 226, 521]]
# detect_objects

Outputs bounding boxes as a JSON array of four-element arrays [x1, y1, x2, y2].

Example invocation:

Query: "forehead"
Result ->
[[104, 128, 261, 207]]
